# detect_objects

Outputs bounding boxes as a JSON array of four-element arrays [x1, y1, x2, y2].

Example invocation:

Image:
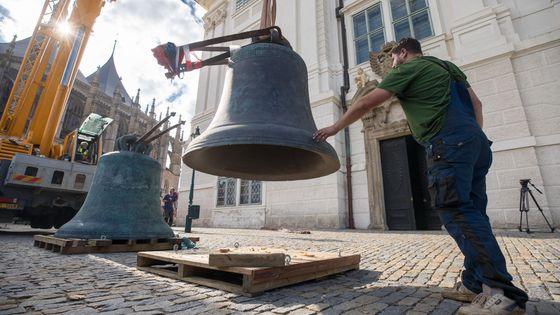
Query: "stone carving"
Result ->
[[354, 67, 369, 89], [203, 3, 228, 32], [353, 41, 399, 130], [369, 41, 397, 78], [361, 99, 395, 130]]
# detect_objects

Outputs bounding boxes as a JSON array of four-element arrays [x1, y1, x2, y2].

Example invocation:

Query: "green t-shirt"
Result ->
[[377, 56, 470, 142]]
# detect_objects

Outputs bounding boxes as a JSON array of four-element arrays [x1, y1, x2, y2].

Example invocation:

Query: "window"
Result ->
[[240, 180, 262, 205], [217, 177, 262, 207], [353, 3, 386, 64], [74, 174, 86, 189], [24, 167, 38, 176], [235, 0, 251, 11], [51, 171, 64, 185], [390, 0, 433, 41], [217, 177, 237, 207]]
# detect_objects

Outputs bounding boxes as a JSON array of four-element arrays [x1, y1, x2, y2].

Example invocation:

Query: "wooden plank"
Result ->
[[88, 239, 112, 247], [33, 235, 179, 254], [181, 275, 246, 295], [208, 251, 286, 267], [247, 263, 360, 294], [33, 235, 70, 247], [138, 251, 254, 275], [251, 255, 361, 284], [188, 237, 200, 243], [70, 239, 88, 247]]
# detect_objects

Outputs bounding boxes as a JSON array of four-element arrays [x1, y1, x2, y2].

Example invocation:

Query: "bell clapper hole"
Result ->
[[234, 242, 240, 249]]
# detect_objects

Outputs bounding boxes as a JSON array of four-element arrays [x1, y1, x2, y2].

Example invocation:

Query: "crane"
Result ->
[[0, 0, 113, 229]]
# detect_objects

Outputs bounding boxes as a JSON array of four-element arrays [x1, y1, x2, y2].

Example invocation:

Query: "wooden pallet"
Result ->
[[33, 235, 200, 255], [137, 247, 360, 296]]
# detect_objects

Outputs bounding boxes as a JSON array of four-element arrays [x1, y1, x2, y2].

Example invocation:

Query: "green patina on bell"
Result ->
[[55, 135, 174, 240]]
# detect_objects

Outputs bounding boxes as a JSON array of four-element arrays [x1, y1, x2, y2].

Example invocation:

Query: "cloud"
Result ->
[[0, 2, 21, 42], [166, 89, 185, 103], [179, 0, 203, 25], [0, 4, 13, 22]]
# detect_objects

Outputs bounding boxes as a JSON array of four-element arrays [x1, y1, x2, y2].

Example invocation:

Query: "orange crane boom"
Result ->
[[0, 0, 106, 159]]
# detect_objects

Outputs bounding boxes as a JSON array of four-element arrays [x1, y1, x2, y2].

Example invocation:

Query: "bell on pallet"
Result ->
[[183, 43, 340, 181], [55, 135, 174, 240]]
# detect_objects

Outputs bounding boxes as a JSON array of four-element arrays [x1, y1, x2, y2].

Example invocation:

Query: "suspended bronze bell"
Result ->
[[184, 43, 340, 181], [55, 135, 174, 240]]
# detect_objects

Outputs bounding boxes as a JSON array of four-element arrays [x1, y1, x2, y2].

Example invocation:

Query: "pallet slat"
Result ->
[[32, 235, 196, 254], [209, 249, 286, 267]]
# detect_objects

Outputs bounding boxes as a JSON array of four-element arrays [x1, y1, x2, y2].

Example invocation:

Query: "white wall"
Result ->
[[179, 0, 560, 230]]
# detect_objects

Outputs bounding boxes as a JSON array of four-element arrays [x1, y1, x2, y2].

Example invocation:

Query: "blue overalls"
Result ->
[[423, 77, 528, 309]]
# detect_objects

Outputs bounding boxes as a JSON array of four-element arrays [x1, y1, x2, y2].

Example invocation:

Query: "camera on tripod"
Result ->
[[518, 178, 554, 233]]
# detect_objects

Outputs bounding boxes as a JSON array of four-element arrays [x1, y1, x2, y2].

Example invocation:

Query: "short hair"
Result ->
[[391, 37, 422, 55]]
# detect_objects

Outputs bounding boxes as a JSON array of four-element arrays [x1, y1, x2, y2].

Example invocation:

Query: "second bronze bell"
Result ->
[[183, 43, 340, 181]]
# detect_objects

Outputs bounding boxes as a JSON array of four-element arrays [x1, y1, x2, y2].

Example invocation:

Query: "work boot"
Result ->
[[442, 281, 477, 302], [457, 293, 526, 315]]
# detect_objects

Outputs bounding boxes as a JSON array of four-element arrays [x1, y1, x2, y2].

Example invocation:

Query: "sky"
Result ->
[[0, 0, 205, 133]]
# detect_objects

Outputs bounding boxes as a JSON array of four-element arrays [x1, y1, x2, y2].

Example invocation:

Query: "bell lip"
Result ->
[[183, 124, 340, 181], [183, 146, 340, 181]]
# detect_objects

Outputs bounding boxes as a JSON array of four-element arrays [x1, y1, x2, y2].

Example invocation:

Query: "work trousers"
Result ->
[[423, 80, 528, 308]]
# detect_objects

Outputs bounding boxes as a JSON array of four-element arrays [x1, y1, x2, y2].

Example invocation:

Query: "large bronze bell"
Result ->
[[55, 136, 174, 240], [184, 43, 340, 181]]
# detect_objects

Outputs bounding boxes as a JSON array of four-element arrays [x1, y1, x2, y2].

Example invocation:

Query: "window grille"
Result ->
[[390, 0, 433, 41], [217, 178, 262, 206], [236, 0, 252, 11], [353, 3, 386, 64], [240, 180, 262, 205]]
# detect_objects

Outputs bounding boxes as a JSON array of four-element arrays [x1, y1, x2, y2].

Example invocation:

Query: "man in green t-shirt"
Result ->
[[314, 38, 527, 315]]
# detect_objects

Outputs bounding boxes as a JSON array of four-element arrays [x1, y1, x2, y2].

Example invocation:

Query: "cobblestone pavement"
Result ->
[[1, 227, 559, 315]]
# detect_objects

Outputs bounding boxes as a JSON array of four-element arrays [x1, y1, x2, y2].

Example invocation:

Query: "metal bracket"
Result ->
[[155, 26, 289, 78]]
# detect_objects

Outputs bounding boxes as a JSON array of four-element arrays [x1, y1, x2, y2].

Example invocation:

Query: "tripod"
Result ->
[[518, 179, 555, 233]]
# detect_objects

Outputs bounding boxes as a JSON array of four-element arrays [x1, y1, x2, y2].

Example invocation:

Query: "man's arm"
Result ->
[[313, 88, 394, 142], [468, 87, 483, 128]]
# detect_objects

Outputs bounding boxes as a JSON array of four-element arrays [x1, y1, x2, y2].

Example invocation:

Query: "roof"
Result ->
[[86, 54, 133, 105], [0, 36, 90, 85]]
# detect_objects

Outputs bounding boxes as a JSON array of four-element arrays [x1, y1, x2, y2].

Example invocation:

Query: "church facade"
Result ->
[[181, 0, 560, 231], [0, 37, 183, 194]]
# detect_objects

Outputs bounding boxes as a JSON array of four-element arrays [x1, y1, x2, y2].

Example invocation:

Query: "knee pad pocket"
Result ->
[[428, 173, 460, 209]]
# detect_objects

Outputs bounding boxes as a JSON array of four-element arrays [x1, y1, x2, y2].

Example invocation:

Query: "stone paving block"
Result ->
[[287, 308, 315, 315], [270, 303, 305, 314], [132, 300, 174, 312], [1, 230, 560, 315], [378, 305, 409, 315], [0, 306, 26, 315], [430, 299, 461, 315], [61, 307, 100, 315], [305, 303, 330, 312], [98, 309, 135, 315]]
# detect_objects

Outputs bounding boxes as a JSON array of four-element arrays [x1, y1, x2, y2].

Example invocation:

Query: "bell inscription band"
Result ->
[[184, 43, 340, 181], [55, 135, 174, 240]]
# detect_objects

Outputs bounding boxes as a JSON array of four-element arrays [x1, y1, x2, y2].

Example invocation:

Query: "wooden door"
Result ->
[[380, 137, 416, 230]]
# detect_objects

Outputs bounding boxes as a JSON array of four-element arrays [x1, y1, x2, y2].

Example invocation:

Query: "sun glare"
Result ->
[[56, 21, 72, 36]]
